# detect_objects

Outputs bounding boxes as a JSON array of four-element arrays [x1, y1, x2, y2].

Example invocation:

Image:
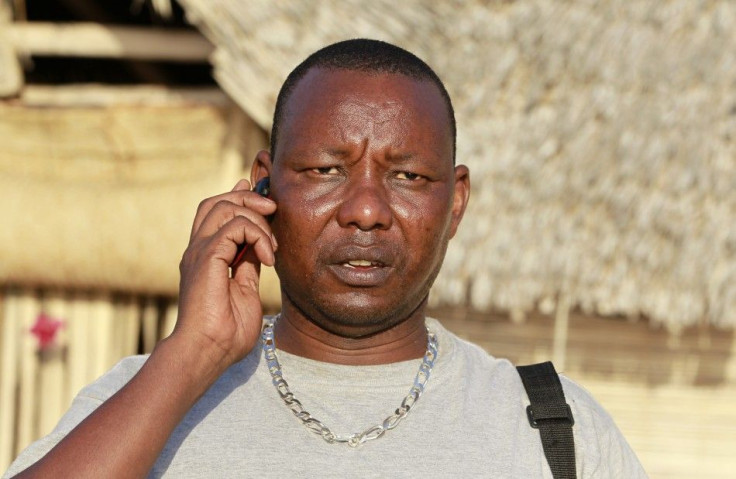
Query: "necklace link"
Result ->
[[261, 317, 438, 448]]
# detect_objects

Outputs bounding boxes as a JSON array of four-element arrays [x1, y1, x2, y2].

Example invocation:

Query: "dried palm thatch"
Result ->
[[178, 0, 736, 330], [0, 100, 224, 291], [0, 91, 280, 306]]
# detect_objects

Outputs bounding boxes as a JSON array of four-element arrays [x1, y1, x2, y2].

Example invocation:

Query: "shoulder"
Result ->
[[559, 375, 615, 428], [426, 317, 522, 382], [426, 317, 501, 365], [426, 318, 646, 477], [508, 364, 646, 477], [560, 375, 648, 477]]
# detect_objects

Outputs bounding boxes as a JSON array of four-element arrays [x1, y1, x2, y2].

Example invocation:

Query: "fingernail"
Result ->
[[269, 248, 276, 266], [271, 233, 278, 250], [232, 179, 250, 191]]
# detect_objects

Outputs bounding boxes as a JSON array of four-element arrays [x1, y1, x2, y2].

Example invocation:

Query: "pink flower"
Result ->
[[30, 313, 64, 350]]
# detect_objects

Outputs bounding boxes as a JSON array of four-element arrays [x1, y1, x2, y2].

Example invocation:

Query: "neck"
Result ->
[[272, 303, 429, 366]]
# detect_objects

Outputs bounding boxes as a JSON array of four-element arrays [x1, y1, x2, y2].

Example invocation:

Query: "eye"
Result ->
[[311, 166, 340, 175], [396, 171, 422, 181]]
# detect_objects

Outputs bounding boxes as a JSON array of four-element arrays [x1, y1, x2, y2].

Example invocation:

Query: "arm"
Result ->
[[12, 179, 277, 479]]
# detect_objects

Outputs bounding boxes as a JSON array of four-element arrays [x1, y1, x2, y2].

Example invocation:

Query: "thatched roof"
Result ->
[[0, 89, 280, 306], [0, 98, 225, 290], [179, 0, 736, 330]]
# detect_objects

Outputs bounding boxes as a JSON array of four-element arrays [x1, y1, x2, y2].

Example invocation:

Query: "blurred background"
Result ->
[[1, 1, 735, 477]]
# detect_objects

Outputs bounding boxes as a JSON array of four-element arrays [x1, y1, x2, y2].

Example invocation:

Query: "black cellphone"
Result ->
[[254, 177, 271, 198]]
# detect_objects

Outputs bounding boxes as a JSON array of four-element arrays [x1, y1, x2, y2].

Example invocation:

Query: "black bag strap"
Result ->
[[517, 361, 577, 479]]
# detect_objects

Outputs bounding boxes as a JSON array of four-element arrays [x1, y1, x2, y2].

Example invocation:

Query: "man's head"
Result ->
[[270, 39, 457, 164], [252, 39, 469, 338]]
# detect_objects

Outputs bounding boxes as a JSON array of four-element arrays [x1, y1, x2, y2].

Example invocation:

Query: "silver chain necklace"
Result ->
[[261, 317, 438, 448]]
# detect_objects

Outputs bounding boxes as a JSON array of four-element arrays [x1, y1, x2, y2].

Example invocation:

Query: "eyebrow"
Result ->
[[316, 147, 431, 164], [386, 152, 416, 162], [322, 147, 351, 158]]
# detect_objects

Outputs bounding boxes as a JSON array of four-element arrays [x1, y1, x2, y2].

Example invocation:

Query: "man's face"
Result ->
[[265, 68, 469, 337]]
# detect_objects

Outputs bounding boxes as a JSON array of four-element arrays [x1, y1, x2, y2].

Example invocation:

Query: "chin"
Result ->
[[296, 290, 428, 338], [276, 255, 443, 337]]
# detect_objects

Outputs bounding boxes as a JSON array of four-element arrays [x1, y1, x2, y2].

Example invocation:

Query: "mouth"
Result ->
[[326, 247, 395, 287], [344, 259, 385, 268]]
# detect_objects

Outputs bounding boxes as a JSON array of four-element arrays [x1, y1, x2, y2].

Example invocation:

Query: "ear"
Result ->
[[250, 149, 273, 186], [449, 164, 470, 238]]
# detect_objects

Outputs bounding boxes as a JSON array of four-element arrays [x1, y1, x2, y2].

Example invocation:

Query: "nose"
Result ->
[[336, 177, 393, 231]]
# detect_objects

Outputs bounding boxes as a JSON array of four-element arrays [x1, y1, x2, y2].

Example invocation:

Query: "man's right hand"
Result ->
[[11, 180, 278, 479], [174, 179, 278, 375]]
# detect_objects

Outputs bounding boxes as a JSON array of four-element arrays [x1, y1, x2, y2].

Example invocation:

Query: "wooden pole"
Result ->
[[38, 292, 68, 437], [20, 84, 227, 107], [161, 302, 178, 340], [88, 294, 114, 381], [7, 22, 213, 62], [141, 298, 159, 354], [0, 289, 18, 472], [552, 293, 570, 371], [67, 294, 90, 405], [15, 290, 41, 456], [0, 4, 23, 97]]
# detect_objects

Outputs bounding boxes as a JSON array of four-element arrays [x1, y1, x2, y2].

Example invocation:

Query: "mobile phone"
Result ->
[[230, 177, 271, 267], [254, 177, 271, 198]]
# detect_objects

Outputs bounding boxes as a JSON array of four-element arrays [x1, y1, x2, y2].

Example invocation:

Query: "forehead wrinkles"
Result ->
[[332, 98, 404, 145], [339, 98, 401, 123]]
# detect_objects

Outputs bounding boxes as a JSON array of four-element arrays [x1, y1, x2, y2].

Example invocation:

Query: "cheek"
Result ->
[[274, 213, 309, 253], [272, 218, 315, 287], [394, 193, 453, 241], [272, 195, 333, 264], [277, 179, 340, 224]]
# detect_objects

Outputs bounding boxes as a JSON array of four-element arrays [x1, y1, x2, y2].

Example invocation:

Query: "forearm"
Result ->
[[13, 335, 226, 479]]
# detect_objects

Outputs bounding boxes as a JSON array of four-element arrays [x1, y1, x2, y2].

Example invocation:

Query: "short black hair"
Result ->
[[270, 38, 456, 163]]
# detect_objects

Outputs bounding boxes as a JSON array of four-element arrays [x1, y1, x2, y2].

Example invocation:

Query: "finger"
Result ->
[[232, 178, 251, 192], [231, 242, 262, 287], [190, 191, 276, 241], [209, 215, 276, 267], [193, 200, 274, 246]]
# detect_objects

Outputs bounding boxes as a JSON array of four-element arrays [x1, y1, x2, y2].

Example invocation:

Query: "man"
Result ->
[[5, 39, 646, 478]]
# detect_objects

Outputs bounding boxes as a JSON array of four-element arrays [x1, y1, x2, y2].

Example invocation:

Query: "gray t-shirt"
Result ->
[[5, 318, 647, 478]]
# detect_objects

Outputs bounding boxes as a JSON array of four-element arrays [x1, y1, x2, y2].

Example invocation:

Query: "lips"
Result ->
[[323, 244, 396, 287]]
